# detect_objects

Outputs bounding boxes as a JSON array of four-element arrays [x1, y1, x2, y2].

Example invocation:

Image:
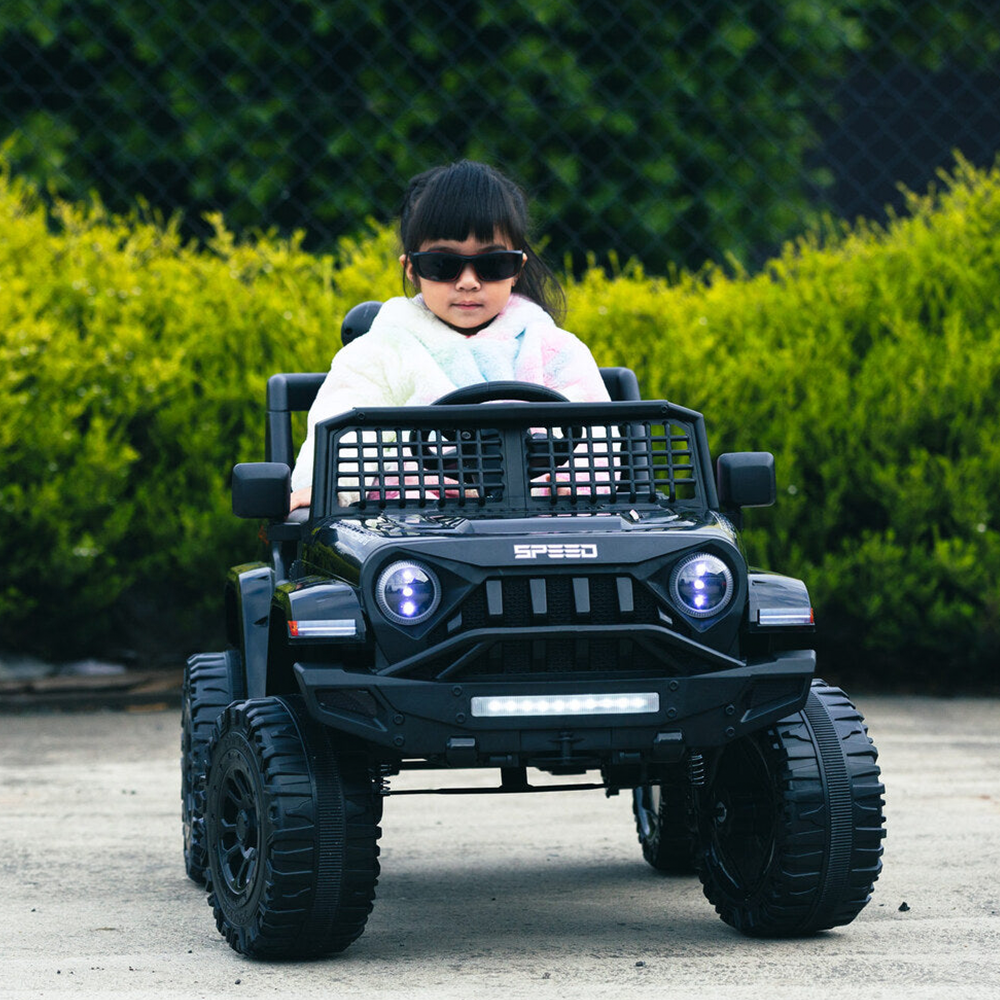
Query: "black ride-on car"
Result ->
[[182, 303, 885, 958]]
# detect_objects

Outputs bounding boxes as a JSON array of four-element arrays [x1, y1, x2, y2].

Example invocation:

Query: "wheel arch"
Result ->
[[225, 563, 274, 697], [266, 579, 370, 696]]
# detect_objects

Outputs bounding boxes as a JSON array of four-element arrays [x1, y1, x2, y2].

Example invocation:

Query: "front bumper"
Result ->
[[293, 648, 815, 764]]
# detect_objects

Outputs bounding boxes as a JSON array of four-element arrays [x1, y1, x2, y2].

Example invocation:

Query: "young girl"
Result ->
[[289, 159, 609, 510]]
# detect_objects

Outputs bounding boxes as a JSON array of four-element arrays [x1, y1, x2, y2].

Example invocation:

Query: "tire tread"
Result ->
[[182, 650, 244, 883]]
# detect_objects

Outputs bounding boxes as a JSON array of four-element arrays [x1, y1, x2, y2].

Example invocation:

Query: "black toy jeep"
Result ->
[[182, 304, 885, 958]]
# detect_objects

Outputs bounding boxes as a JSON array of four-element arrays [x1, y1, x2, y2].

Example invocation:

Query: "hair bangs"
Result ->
[[403, 161, 526, 251]]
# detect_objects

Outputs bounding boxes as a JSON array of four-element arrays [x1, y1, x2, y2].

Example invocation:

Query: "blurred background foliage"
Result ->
[[2, 155, 998, 690], [1, 0, 999, 272], [2, 1, 999, 689]]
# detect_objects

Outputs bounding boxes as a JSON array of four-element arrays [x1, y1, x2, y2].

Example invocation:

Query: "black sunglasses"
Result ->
[[408, 249, 525, 283]]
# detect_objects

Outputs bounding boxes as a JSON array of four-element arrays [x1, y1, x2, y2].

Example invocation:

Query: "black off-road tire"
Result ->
[[181, 650, 245, 884], [204, 696, 381, 959], [632, 780, 699, 874], [698, 679, 885, 936]]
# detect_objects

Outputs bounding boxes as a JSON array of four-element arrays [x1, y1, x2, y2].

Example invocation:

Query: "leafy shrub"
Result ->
[[2, 155, 998, 689], [572, 154, 1000, 691], [0, 167, 398, 661]]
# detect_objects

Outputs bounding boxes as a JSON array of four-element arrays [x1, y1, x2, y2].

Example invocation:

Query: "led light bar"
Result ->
[[757, 608, 814, 626], [470, 692, 659, 718], [287, 619, 358, 638]]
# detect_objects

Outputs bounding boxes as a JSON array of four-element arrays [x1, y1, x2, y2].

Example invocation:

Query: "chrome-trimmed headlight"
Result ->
[[670, 552, 733, 619], [375, 561, 441, 625]]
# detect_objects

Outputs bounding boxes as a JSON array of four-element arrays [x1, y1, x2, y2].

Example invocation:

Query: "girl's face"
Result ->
[[401, 233, 526, 334]]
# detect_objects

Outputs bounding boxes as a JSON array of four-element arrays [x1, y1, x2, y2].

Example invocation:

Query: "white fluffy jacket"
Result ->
[[291, 294, 609, 490]]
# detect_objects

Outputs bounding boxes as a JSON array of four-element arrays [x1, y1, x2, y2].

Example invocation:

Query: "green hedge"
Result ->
[[0, 170, 398, 660], [573, 155, 1000, 691], [2, 156, 998, 689]]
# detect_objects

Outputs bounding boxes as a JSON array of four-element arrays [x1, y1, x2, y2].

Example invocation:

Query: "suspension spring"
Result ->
[[375, 763, 393, 797], [688, 752, 706, 787]]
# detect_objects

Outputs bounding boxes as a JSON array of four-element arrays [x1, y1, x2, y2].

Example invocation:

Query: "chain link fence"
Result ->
[[2, 0, 999, 271]]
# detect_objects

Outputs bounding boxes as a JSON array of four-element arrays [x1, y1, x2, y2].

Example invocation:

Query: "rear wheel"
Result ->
[[181, 650, 245, 883], [204, 696, 380, 958], [698, 680, 885, 936], [632, 779, 698, 874]]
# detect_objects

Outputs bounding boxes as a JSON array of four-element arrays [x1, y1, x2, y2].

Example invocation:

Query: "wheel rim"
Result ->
[[217, 760, 261, 896], [708, 738, 777, 899]]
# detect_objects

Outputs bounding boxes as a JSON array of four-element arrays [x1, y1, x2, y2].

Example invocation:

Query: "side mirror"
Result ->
[[232, 462, 291, 520], [717, 452, 776, 508]]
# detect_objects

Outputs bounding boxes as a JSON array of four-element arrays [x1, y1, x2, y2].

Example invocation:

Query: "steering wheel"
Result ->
[[407, 382, 581, 489], [431, 380, 569, 406]]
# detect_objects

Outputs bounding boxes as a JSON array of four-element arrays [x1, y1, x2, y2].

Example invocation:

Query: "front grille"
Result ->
[[411, 636, 705, 681], [410, 573, 700, 681], [428, 574, 660, 643]]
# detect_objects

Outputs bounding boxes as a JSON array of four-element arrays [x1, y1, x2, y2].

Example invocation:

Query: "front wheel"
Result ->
[[204, 696, 381, 958], [181, 650, 245, 884], [698, 680, 885, 936]]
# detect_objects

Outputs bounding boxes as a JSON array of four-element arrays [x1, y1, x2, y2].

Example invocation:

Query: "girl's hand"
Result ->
[[532, 472, 573, 496], [289, 486, 312, 512]]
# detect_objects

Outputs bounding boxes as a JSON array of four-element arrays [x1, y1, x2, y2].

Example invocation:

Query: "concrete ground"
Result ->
[[1, 693, 998, 999]]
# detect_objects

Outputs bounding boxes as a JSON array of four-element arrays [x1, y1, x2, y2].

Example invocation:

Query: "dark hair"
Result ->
[[399, 160, 566, 323]]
